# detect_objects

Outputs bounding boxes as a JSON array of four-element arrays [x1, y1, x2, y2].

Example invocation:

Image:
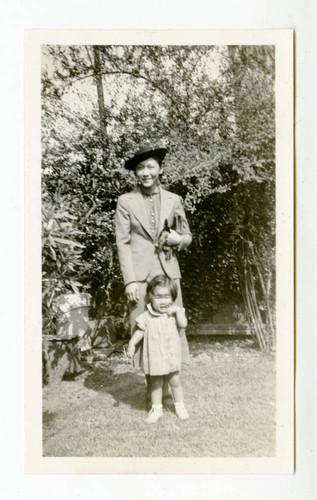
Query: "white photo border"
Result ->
[[25, 29, 294, 474]]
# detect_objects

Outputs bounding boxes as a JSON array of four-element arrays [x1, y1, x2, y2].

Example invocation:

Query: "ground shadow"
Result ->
[[84, 368, 146, 411], [84, 335, 259, 411], [43, 410, 56, 428], [187, 334, 259, 355]]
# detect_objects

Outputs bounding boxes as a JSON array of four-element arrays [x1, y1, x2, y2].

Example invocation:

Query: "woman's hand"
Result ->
[[165, 229, 181, 247], [125, 282, 140, 302]]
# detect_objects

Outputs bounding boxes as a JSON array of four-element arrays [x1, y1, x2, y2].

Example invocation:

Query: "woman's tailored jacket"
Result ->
[[115, 186, 192, 285]]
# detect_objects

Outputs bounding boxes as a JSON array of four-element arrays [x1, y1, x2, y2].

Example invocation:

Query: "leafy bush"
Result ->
[[42, 190, 86, 332]]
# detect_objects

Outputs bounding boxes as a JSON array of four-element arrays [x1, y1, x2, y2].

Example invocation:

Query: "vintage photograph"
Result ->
[[25, 30, 293, 473]]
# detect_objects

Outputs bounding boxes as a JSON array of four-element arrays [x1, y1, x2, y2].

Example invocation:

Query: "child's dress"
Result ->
[[135, 303, 182, 376]]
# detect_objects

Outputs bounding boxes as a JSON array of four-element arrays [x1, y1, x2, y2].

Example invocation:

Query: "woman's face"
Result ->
[[135, 157, 162, 190], [150, 286, 173, 313]]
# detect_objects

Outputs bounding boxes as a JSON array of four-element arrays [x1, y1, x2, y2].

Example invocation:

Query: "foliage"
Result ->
[[42, 44, 276, 350], [87, 314, 129, 349], [42, 335, 85, 386], [42, 315, 129, 385], [42, 190, 86, 332]]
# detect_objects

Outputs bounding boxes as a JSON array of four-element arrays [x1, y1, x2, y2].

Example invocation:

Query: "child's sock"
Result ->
[[175, 402, 189, 420], [146, 404, 163, 424]]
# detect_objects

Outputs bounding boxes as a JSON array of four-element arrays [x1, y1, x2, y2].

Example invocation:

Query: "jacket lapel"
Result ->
[[159, 187, 174, 232], [127, 188, 153, 239], [127, 187, 174, 239]]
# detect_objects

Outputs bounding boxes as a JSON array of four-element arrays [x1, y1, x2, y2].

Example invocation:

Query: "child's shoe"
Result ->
[[146, 404, 163, 423], [175, 403, 189, 420]]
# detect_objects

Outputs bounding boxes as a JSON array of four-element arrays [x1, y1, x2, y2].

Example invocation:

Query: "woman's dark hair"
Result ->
[[146, 274, 178, 302]]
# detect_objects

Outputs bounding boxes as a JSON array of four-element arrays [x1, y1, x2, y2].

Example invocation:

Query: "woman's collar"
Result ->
[[139, 186, 160, 196]]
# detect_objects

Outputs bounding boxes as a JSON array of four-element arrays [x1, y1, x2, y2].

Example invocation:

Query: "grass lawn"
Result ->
[[43, 336, 275, 457]]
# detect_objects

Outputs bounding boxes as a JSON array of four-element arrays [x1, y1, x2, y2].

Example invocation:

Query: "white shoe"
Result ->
[[146, 406, 163, 423], [175, 404, 189, 420]]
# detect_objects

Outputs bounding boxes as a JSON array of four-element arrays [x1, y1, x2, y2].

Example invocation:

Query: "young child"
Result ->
[[127, 275, 189, 423]]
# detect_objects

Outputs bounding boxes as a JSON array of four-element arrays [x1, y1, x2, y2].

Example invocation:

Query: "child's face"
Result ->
[[150, 286, 173, 313]]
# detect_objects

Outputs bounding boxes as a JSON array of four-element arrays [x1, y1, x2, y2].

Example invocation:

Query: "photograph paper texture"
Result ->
[[25, 29, 293, 474]]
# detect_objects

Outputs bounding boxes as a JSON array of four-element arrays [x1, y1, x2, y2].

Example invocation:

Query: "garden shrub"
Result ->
[[42, 44, 275, 351]]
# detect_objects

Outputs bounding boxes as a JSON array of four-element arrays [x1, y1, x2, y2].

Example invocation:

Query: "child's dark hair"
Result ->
[[146, 275, 178, 302]]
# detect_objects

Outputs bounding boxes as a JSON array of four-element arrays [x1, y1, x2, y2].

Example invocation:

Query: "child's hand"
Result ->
[[167, 305, 187, 328], [127, 342, 135, 358], [166, 304, 181, 316]]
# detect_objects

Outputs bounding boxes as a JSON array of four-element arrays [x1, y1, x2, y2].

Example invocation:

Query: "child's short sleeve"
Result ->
[[135, 311, 147, 331]]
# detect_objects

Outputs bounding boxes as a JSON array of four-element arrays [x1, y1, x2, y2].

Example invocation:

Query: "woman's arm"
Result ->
[[165, 196, 192, 251], [164, 230, 192, 250], [116, 197, 141, 302], [177, 233, 192, 251]]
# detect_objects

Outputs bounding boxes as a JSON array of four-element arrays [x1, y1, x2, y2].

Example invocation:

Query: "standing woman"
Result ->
[[115, 145, 192, 407]]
